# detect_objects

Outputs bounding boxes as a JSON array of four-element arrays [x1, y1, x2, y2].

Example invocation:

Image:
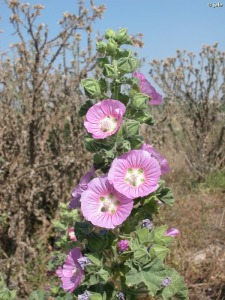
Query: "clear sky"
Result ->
[[1, 0, 225, 74]]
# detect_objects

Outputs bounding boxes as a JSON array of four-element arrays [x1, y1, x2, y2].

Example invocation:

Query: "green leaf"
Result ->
[[28, 290, 46, 300], [79, 100, 93, 117], [134, 110, 154, 125], [162, 268, 189, 300], [118, 93, 129, 105], [75, 222, 93, 241], [117, 57, 138, 74], [158, 187, 174, 206], [133, 248, 150, 266], [149, 245, 169, 261], [150, 226, 173, 247], [87, 233, 107, 252], [84, 135, 98, 153], [127, 135, 143, 149], [124, 119, 140, 137], [131, 93, 149, 110], [90, 292, 103, 300], [136, 227, 150, 244], [125, 259, 167, 296], [85, 253, 101, 267]]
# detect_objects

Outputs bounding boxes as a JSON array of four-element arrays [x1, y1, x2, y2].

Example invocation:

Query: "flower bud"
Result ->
[[105, 29, 116, 39], [106, 38, 118, 56], [81, 78, 101, 98], [116, 28, 132, 45], [96, 41, 107, 53]]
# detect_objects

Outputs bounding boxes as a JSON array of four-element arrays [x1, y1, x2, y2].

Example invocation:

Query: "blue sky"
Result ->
[[1, 0, 225, 74]]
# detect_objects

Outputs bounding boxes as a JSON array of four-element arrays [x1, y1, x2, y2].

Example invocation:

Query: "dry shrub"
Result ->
[[148, 45, 225, 180], [0, 0, 106, 296]]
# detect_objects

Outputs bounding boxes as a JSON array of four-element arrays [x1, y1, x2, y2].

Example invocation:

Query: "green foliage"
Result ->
[[0, 273, 17, 300]]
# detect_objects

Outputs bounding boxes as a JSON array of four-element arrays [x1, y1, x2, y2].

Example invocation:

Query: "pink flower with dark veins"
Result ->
[[84, 99, 126, 139], [56, 248, 84, 293], [108, 149, 161, 199]]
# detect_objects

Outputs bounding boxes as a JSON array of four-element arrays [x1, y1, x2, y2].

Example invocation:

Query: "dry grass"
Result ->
[[154, 160, 225, 300]]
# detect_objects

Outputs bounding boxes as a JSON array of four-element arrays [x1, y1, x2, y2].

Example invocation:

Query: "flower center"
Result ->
[[99, 193, 120, 214], [100, 116, 117, 132], [125, 168, 145, 187], [72, 267, 79, 276]]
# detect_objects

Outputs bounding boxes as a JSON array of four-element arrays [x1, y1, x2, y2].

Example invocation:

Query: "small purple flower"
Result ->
[[162, 277, 172, 287], [84, 99, 126, 139], [68, 227, 77, 242], [133, 72, 163, 106], [117, 292, 125, 300], [142, 219, 153, 230], [56, 248, 84, 293], [141, 143, 170, 175], [165, 228, 180, 237], [69, 166, 95, 209], [77, 257, 92, 270], [118, 240, 129, 252], [78, 290, 90, 300]]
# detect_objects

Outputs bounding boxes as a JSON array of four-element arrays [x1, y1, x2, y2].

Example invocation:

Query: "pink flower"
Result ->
[[133, 72, 163, 106], [69, 166, 95, 209], [68, 227, 77, 242], [80, 176, 133, 229], [118, 240, 129, 252], [84, 99, 126, 139], [108, 150, 161, 199], [141, 143, 170, 175], [165, 228, 180, 237], [56, 248, 84, 293]]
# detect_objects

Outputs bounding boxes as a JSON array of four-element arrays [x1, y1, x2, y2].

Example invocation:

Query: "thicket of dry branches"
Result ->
[[0, 0, 105, 296], [148, 45, 225, 180]]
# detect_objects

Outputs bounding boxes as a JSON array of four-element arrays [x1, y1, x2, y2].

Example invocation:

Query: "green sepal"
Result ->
[[103, 64, 118, 79], [105, 29, 116, 39], [106, 38, 118, 56], [116, 49, 132, 59], [115, 28, 133, 45], [98, 78, 107, 93], [81, 78, 101, 98], [117, 56, 138, 74], [131, 93, 149, 110], [97, 57, 110, 69], [123, 119, 140, 137], [79, 100, 93, 117]]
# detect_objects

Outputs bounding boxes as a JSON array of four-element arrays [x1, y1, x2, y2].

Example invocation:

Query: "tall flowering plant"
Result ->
[[53, 28, 188, 300]]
